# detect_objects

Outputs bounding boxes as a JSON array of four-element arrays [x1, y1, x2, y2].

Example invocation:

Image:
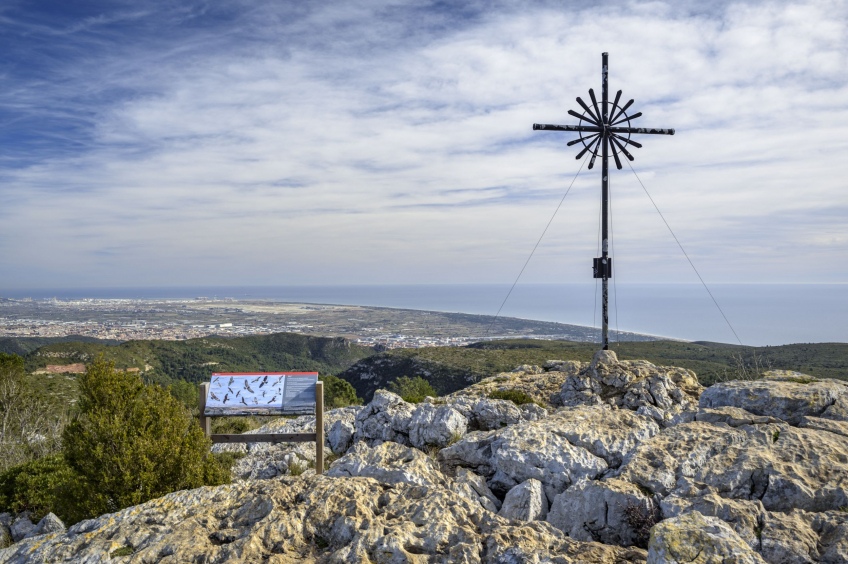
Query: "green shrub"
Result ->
[[168, 379, 199, 411], [321, 374, 362, 408], [0, 353, 66, 472], [0, 454, 80, 523], [488, 389, 537, 406], [211, 416, 256, 434], [388, 376, 437, 404], [61, 359, 230, 521]]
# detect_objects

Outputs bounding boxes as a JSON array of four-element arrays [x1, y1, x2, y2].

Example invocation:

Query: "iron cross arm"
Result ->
[[532, 123, 675, 135]]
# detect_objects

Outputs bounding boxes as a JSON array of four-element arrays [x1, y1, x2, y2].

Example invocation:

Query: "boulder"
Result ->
[[559, 351, 702, 425], [407, 402, 467, 449], [617, 421, 848, 513], [648, 511, 767, 563], [326, 441, 449, 489], [498, 479, 548, 521], [548, 478, 657, 548], [699, 372, 848, 425], [659, 492, 766, 551], [354, 390, 415, 447], [212, 406, 361, 480], [29, 514, 65, 538], [439, 412, 612, 502], [440, 404, 659, 503], [327, 418, 355, 455], [0, 475, 648, 563], [544, 405, 660, 468], [452, 467, 501, 513], [449, 362, 582, 408], [9, 515, 34, 544]]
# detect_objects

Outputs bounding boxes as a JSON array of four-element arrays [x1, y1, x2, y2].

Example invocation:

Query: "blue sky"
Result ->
[[1, 0, 846, 289]]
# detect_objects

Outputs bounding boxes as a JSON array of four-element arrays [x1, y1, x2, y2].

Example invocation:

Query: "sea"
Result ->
[[2, 284, 845, 347]]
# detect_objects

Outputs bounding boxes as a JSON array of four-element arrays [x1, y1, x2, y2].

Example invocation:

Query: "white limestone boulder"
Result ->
[[648, 511, 767, 563], [498, 479, 548, 521], [699, 371, 848, 425], [548, 478, 657, 548]]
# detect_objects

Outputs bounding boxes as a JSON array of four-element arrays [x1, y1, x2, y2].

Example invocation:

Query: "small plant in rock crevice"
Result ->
[[621, 499, 661, 549]]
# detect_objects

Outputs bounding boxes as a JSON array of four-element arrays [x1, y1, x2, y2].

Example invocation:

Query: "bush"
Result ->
[[321, 374, 362, 408], [168, 379, 199, 412], [0, 353, 66, 472], [488, 389, 538, 406], [388, 376, 437, 404], [0, 454, 84, 524], [61, 359, 230, 520]]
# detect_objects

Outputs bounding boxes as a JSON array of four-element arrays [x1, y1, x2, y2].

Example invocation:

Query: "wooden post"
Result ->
[[315, 381, 324, 475], [199, 382, 211, 438]]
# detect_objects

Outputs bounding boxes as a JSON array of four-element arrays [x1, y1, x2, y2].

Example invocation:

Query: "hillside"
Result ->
[[19, 333, 374, 385], [338, 339, 848, 401]]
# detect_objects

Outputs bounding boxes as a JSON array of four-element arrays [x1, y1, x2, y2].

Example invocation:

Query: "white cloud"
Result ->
[[0, 0, 846, 288]]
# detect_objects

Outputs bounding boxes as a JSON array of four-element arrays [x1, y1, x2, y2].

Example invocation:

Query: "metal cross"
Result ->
[[533, 52, 674, 350]]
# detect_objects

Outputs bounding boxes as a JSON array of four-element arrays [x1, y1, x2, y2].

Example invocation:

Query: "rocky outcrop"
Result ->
[[616, 420, 848, 513], [449, 361, 583, 407], [439, 405, 658, 502], [211, 406, 361, 480], [548, 478, 659, 548], [326, 441, 449, 489], [4, 360, 848, 563], [699, 371, 848, 425], [559, 350, 703, 426], [0, 475, 648, 564], [648, 511, 767, 563], [498, 478, 548, 521]]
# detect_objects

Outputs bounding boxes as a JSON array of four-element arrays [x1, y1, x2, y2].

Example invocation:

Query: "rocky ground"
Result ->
[[2, 351, 848, 563]]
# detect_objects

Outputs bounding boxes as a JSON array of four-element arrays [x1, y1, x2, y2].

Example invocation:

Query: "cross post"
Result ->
[[533, 52, 675, 350]]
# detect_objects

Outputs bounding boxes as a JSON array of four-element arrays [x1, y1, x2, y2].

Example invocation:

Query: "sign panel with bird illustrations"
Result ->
[[204, 372, 318, 416]]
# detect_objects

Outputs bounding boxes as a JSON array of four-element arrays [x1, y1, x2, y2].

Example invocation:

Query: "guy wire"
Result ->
[[486, 150, 591, 335], [625, 160, 743, 346]]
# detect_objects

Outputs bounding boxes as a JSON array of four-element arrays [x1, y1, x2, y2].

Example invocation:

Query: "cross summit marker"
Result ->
[[533, 52, 675, 350]]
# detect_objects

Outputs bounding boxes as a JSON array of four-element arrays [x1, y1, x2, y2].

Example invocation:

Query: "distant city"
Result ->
[[0, 296, 660, 347]]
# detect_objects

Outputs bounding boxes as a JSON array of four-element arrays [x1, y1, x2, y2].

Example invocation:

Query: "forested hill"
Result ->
[[5, 334, 846, 403], [337, 339, 848, 402], [8, 333, 374, 385]]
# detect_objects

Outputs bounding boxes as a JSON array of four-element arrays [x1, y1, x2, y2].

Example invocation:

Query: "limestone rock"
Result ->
[[0, 475, 648, 563], [407, 402, 467, 449], [659, 492, 766, 551], [327, 418, 355, 455], [449, 362, 583, 408], [326, 441, 449, 489], [212, 406, 361, 480], [760, 509, 820, 563], [695, 406, 783, 427], [440, 405, 658, 504], [699, 372, 848, 425], [440, 407, 647, 502], [648, 511, 767, 563], [546, 405, 660, 468], [798, 416, 848, 438], [28, 514, 65, 538], [548, 478, 657, 548], [559, 351, 702, 425], [498, 479, 548, 521], [8, 515, 33, 544], [617, 421, 848, 513], [452, 467, 501, 513], [354, 390, 414, 446]]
